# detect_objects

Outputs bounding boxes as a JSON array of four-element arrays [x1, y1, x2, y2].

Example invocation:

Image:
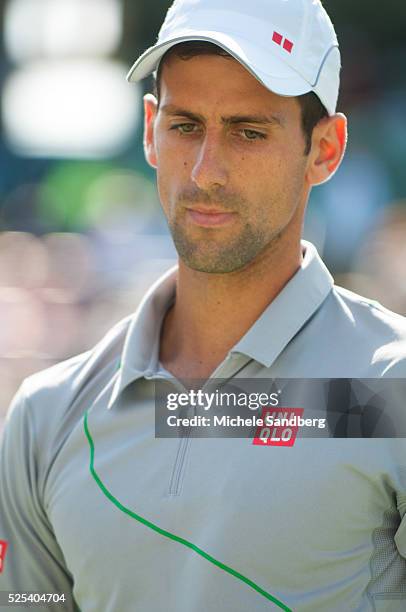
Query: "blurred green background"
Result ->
[[0, 0, 406, 416]]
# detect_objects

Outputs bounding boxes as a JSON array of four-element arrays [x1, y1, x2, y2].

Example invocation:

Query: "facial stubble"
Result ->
[[166, 187, 283, 274]]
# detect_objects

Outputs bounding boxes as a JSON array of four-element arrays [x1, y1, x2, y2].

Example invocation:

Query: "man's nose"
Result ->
[[191, 132, 228, 191]]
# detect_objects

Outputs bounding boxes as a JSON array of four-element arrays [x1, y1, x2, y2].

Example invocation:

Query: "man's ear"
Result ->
[[306, 113, 347, 186], [144, 93, 158, 169]]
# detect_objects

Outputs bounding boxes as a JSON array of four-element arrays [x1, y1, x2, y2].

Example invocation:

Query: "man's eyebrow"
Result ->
[[160, 105, 283, 126], [225, 114, 283, 127], [160, 105, 204, 122]]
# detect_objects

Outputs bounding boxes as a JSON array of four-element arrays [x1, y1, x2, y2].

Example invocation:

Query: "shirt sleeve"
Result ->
[[0, 384, 80, 611]]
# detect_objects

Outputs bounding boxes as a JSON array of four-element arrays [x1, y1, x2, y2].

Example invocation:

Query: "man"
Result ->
[[1, 0, 406, 610]]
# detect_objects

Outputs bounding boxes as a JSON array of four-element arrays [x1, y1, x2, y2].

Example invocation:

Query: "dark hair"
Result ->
[[152, 41, 328, 155]]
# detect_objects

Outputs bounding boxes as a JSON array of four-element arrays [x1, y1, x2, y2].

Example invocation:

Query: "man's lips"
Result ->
[[186, 207, 236, 228]]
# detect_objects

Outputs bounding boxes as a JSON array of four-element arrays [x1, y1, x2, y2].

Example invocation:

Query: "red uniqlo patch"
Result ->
[[272, 31, 283, 45], [253, 408, 304, 447], [0, 540, 8, 573], [283, 38, 294, 53]]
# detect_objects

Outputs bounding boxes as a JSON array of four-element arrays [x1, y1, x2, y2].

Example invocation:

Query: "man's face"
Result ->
[[144, 53, 312, 274]]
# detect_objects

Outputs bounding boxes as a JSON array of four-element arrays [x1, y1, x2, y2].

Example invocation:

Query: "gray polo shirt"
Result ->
[[1, 241, 406, 612]]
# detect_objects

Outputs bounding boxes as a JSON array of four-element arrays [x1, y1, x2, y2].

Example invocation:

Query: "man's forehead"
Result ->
[[158, 53, 299, 115]]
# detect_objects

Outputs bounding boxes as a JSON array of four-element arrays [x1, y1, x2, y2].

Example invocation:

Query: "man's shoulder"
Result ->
[[332, 285, 406, 333], [13, 314, 133, 423], [326, 285, 406, 375], [0, 315, 135, 484]]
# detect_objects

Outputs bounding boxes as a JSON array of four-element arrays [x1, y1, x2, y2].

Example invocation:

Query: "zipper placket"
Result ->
[[166, 377, 221, 497], [167, 429, 192, 496], [151, 373, 192, 497], [167, 374, 192, 497], [162, 357, 256, 497]]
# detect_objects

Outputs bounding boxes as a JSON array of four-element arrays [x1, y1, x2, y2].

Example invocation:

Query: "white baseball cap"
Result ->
[[127, 0, 341, 115]]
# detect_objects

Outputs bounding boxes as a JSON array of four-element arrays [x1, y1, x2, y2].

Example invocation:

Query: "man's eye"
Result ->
[[241, 129, 266, 141], [172, 123, 198, 134]]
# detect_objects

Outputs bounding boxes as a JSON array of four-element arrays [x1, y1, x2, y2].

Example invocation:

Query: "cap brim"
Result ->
[[127, 31, 312, 99]]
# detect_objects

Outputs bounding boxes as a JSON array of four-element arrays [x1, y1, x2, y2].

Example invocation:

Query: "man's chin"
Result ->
[[177, 248, 256, 275], [171, 226, 267, 274]]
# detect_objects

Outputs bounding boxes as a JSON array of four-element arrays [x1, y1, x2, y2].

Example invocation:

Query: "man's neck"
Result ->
[[159, 235, 303, 380]]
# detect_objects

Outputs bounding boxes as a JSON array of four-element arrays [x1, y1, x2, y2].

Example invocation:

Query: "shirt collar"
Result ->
[[108, 241, 333, 409], [108, 266, 177, 409], [231, 240, 334, 367]]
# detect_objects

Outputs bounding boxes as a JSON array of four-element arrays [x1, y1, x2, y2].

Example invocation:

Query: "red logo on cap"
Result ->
[[272, 31, 283, 45], [0, 540, 8, 573], [272, 31, 294, 54], [283, 39, 294, 53]]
